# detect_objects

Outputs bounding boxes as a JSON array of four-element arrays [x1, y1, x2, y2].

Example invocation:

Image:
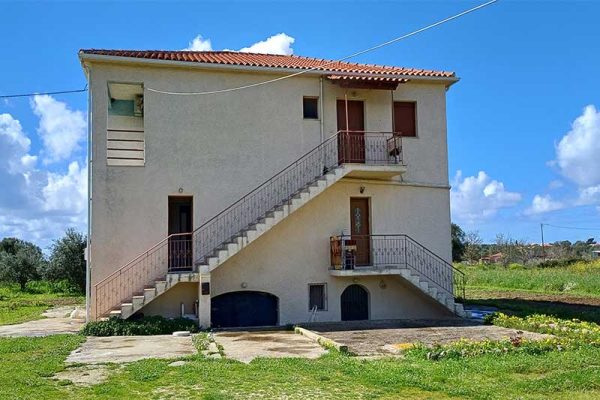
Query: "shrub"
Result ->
[[80, 316, 199, 336], [406, 337, 576, 361], [26, 280, 80, 295], [489, 312, 600, 343], [536, 258, 582, 269]]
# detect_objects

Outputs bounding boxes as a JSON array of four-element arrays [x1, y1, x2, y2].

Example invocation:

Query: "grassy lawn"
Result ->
[[1, 266, 599, 398], [459, 260, 600, 323], [458, 260, 600, 298], [0, 334, 599, 399], [0, 283, 84, 325]]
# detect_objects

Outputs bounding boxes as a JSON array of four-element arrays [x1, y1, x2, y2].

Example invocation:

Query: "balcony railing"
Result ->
[[330, 234, 465, 301]]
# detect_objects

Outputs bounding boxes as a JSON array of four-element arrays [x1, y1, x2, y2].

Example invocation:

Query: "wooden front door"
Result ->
[[350, 197, 371, 266], [168, 196, 193, 271], [337, 99, 365, 163]]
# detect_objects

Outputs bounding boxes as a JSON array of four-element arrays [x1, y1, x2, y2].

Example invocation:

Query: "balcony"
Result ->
[[329, 234, 465, 300], [337, 131, 407, 179]]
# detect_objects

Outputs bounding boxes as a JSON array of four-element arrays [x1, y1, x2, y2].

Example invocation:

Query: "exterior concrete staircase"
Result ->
[[196, 164, 351, 274], [108, 271, 199, 319], [105, 164, 373, 319], [94, 131, 465, 321]]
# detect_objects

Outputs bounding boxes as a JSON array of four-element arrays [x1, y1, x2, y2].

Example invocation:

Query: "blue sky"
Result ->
[[1, 0, 599, 249]]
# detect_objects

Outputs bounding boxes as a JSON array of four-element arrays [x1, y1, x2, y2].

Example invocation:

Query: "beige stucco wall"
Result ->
[[86, 60, 453, 320], [210, 180, 453, 324], [142, 282, 197, 318]]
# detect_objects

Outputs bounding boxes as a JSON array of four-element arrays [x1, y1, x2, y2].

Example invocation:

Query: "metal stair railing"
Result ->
[[191, 131, 403, 264], [330, 234, 465, 301], [94, 131, 403, 318]]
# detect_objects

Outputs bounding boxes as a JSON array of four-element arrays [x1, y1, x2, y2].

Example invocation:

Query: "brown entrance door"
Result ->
[[168, 196, 193, 271], [337, 100, 365, 163], [350, 198, 370, 266]]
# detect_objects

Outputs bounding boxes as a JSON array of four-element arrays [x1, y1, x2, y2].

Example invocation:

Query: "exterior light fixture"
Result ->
[[359, 186, 365, 194], [178, 187, 184, 193], [241, 282, 248, 289]]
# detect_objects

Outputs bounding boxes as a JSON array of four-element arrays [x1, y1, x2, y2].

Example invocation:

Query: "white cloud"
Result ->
[[31, 94, 87, 164], [43, 161, 87, 214], [0, 113, 35, 174], [451, 170, 522, 222], [577, 185, 600, 206], [239, 33, 295, 55], [548, 180, 564, 190], [555, 105, 600, 187], [184, 32, 295, 55], [0, 103, 87, 249], [524, 194, 564, 215], [183, 35, 213, 51]]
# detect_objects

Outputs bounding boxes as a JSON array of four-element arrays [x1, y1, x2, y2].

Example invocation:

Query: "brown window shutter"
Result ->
[[393, 102, 416, 137]]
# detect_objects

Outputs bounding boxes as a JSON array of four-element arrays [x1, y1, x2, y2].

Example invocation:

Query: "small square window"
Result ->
[[309, 283, 326, 311], [303, 97, 319, 119]]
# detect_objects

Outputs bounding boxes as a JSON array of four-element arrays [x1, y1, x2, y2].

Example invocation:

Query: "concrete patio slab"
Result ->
[[303, 319, 552, 356], [0, 316, 84, 337], [66, 335, 197, 364], [214, 330, 327, 363], [0, 305, 85, 337]]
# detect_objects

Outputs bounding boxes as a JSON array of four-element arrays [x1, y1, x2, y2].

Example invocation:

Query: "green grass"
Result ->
[[458, 259, 600, 298], [1, 334, 600, 399], [0, 334, 85, 399], [0, 282, 84, 325]]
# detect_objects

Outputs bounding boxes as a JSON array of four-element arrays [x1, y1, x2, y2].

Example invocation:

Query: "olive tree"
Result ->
[[45, 229, 87, 293], [0, 238, 44, 290]]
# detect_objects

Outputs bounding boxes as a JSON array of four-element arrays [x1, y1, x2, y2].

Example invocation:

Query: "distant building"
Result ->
[[480, 253, 504, 264]]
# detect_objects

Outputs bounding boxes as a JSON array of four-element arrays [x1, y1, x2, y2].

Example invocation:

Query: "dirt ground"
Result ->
[[214, 330, 327, 363], [468, 289, 600, 306], [305, 319, 551, 356]]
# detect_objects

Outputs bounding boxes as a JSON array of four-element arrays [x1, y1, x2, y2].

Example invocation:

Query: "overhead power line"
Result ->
[[542, 223, 600, 232], [0, 0, 497, 100], [0, 85, 88, 99], [147, 0, 499, 96]]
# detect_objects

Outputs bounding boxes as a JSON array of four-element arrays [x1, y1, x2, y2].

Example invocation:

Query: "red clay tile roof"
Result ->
[[79, 49, 455, 79], [327, 74, 409, 83]]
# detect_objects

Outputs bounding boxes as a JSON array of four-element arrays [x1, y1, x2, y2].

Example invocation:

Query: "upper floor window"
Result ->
[[303, 97, 319, 119], [107, 82, 145, 166], [393, 101, 416, 137]]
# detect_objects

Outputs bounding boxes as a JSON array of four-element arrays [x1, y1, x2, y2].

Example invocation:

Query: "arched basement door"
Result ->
[[211, 291, 279, 328], [341, 284, 369, 321]]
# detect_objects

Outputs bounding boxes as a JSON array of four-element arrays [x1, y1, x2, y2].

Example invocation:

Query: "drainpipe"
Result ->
[[85, 66, 92, 322], [319, 76, 324, 143]]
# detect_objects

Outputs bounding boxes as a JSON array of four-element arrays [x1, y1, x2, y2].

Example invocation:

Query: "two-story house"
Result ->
[[79, 49, 466, 328]]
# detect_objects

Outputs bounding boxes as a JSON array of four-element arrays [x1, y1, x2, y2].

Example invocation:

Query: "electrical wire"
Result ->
[[146, 0, 498, 96], [0, 85, 88, 99], [542, 223, 600, 232]]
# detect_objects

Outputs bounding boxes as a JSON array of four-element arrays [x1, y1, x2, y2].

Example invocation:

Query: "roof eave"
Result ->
[[78, 52, 459, 85]]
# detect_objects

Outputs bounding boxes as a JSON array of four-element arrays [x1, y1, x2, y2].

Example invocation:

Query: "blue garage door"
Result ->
[[211, 291, 278, 328]]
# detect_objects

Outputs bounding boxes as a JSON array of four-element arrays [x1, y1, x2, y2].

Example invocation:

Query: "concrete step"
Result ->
[[109, 309, 122, 317], [132, 295, 145, 308], [155, 280, 167, 294], [143, 287, 156, 302]]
